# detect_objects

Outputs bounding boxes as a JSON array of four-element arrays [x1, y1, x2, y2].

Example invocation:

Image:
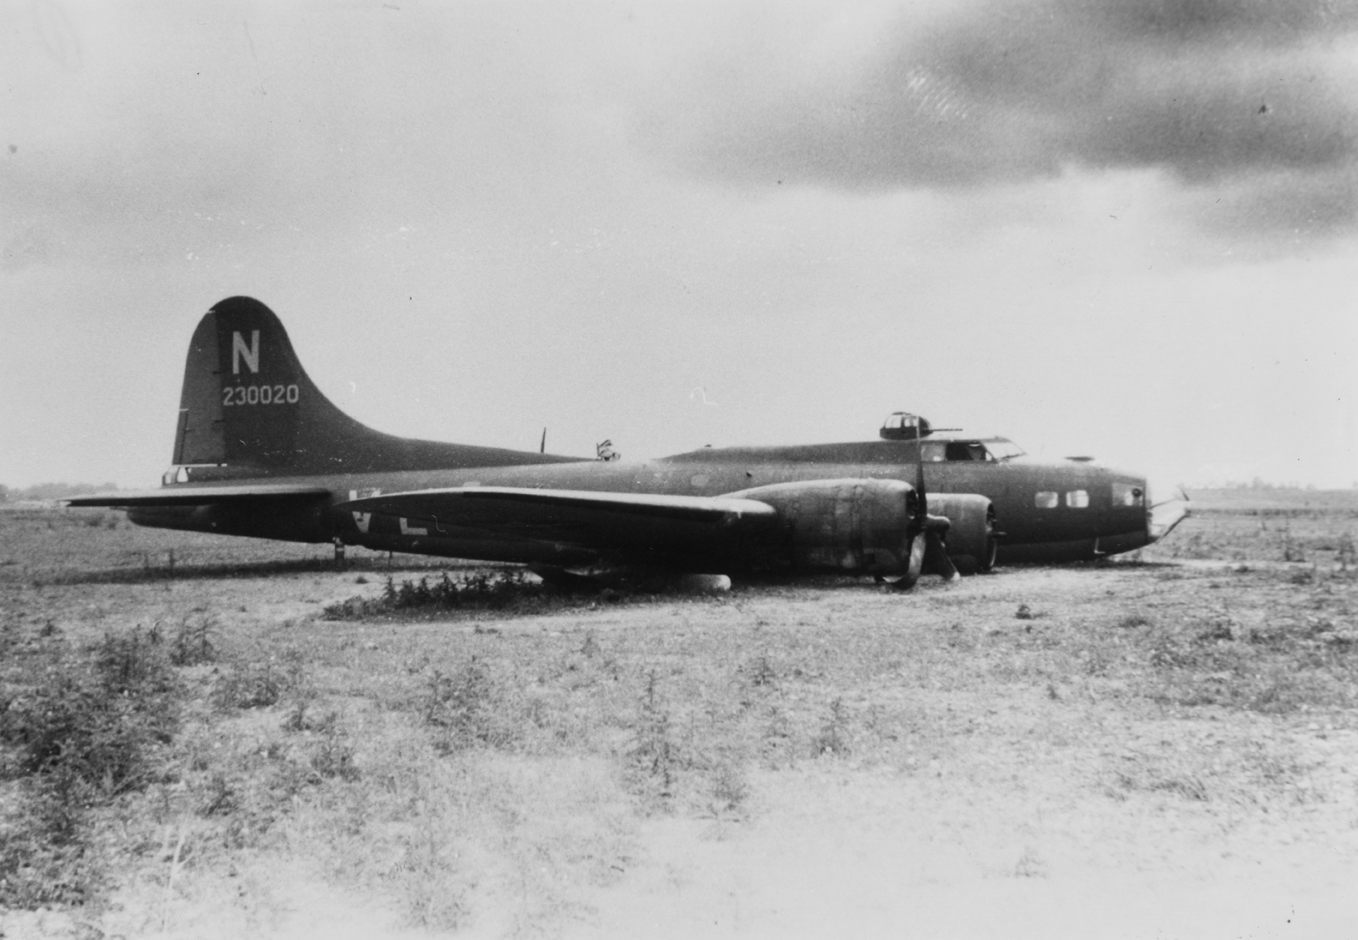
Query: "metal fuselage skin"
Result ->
[[131, 444, 1152, 566]]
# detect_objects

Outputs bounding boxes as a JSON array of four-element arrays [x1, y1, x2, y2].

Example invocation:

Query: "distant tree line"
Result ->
[[0, 483, 119, 502], [1213, 479, 1357, 491]]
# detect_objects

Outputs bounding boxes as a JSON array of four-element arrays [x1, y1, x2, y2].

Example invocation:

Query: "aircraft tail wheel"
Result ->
[[891, 532, 927, 592]]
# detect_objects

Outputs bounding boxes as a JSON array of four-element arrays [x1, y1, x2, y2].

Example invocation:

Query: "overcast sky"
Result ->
[[3, 0, 1356, 491]]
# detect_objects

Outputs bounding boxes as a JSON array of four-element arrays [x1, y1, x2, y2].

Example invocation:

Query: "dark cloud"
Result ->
[[644, 0, 1358, 233]]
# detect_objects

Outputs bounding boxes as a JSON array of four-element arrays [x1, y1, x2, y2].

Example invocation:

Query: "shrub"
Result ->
[[0, 629, 180, 909], [324, 569, 555, 619]]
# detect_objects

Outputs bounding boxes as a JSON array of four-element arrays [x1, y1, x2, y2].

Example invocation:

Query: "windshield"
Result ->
[[983, 438, 1026, 461]]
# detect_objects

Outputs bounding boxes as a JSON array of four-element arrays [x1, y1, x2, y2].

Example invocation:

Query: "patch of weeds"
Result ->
[[281, 697, 313, 733], [0, 629, 180, 909], [200, 772, 236, 817], [759, 705, 794, 768], [1151, 774, 1209, 801], [1116, 613, 1151, 629], [169, 613, 218, 666], [1015, 604, 1035, 620], [310, 712, 360, 781], [706, 754, 750, 819], [1077, 645, 1112, 676], [216, 659, 293, 710], [324, 569, 546, 619], [3, 632, 176, 791], [1194, 616, 1236, 643], [810, 698, 851, 758], [1113, 768, 1209, 802], [1336, 533, 1356, 572], [744, 653, 777, 689], [96, 626, 175, 697], [0, 784, 97, 907], [424, 660, 512, 753], [1279, 524, 1306, 562], [627, 670, 679, 807], [1012, 847, 1048, 878], [579, 631, 600, 658], [1246, 674, 1305, 714], [1148, 635, 1194, 669]]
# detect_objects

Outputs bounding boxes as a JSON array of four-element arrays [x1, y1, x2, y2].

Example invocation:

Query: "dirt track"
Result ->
[[2, 498, 1357, 938]]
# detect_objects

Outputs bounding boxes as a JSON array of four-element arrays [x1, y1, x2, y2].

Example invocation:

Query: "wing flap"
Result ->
[[64, 484, 332, 507]]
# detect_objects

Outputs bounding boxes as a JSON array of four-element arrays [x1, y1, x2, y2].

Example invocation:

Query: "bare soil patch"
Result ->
[[2, 499, 1357, 938]]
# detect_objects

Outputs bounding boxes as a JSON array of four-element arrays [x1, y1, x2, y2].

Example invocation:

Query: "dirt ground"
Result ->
[[2, 492, 1357, 939]]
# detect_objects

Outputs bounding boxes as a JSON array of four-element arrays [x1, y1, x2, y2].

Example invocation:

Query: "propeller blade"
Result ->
[[922, 530, 961, 581]]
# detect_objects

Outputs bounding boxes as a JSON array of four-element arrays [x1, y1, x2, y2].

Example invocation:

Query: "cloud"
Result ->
[[0, 3, 618, 269], [635, 0, 1358, 234]]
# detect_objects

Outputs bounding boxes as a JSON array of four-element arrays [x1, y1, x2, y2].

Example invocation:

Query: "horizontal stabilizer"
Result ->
[[63, 484, 332, 507], [338, 486, 776, 551]]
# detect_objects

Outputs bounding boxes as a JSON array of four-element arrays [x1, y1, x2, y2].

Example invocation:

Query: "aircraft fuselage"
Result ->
[[132, 440, 1152, 565]]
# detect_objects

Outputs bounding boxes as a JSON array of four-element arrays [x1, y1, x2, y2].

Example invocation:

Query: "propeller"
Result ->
[[893, 415, 959, 589], [1149, 484, 1192, 541], [1151, 484, 1190, 509]]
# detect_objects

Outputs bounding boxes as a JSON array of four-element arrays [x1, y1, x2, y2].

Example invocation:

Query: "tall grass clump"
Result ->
[[0, 627, 179, 907], [422, 659, 523, 754], [625, 670, 680, 809]]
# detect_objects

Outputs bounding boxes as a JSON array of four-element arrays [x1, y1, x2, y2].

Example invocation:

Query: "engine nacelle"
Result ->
[[926, 493, 997, 572], [727, 478, 920, 576]]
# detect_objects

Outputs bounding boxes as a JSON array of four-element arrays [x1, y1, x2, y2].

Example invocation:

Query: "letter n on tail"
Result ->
[[232, 330, 260, 374]]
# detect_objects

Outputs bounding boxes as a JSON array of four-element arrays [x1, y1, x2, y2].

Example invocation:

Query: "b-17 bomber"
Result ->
[[67, 297, 1187, 588]]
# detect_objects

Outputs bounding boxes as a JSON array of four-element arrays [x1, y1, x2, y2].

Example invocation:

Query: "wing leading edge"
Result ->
[[63, 484, 332, 507]]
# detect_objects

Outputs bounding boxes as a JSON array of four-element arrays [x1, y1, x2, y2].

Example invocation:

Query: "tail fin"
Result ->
[[173, 296, 579, 477]]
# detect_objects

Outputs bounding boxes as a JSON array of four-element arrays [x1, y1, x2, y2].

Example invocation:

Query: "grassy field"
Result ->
[[2, 493, 1357, 938]]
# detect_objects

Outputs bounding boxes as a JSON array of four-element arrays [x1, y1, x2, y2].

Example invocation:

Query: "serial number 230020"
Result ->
[[223, 384, 300, 407]]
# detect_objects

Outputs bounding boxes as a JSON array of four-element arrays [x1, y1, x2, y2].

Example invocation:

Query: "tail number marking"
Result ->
[[222, 384, 300, 407], [232, 330, 260, 374]]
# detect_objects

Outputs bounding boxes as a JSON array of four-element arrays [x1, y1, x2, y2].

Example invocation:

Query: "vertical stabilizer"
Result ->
[[171, 296, 582, 477]]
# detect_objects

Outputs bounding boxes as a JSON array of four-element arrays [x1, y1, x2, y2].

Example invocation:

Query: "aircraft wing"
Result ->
[[337, 486, 777, 553], [63, 484, 332, 507]]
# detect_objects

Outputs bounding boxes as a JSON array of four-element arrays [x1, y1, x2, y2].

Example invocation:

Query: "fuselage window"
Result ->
[[920, 442, 948, 462], [1035, 491, 1058, 509], [1066, 490, 1089, 508], [1111, 482, 1144, 507]]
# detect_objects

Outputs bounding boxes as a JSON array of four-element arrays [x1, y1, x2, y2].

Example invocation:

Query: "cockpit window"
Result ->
[[1066, 490, 1089, 508], [984, 439, 1025, 461], [919, 441, 994, 462], [945, 442, 992, 462], [1035, 491, 1058, 509], [1111, 481, 1145, 508]]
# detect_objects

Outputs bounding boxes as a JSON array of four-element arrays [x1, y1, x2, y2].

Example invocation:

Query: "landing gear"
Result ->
[[332, 537, 347, 568]]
